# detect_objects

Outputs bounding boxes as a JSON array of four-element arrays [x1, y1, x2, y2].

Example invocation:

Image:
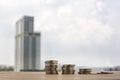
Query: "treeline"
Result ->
[[0, 66, 14, 71], [104, 66, 120, 71]]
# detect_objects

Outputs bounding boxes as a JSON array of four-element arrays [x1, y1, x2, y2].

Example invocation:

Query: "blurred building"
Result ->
[[15, 16, 40, 72]]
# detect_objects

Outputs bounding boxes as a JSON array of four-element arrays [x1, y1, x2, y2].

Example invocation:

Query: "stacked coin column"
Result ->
[[78, 68, 92, 74], [45, 60, 58, 74], [62, 64, 75, 74]]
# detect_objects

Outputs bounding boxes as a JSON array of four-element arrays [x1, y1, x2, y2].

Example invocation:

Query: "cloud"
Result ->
[[35, 0, 113, 46], [0, 0, 119, 67], [0, 38, 14, 65], [34, 0, 114, 66]]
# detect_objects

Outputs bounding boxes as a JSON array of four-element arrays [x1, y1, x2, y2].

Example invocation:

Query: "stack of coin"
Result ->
[[45, 60, 58, 74], [62, 64, 75, 74], [78, 68, 92, 74]]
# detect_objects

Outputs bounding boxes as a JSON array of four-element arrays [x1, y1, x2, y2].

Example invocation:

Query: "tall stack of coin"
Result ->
[[45, 60, 58, 74], [78, 68, 92, 74], [62, 64, 75, 74]]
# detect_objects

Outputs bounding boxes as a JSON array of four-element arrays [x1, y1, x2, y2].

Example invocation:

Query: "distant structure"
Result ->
[[15, 16, 40, 72]]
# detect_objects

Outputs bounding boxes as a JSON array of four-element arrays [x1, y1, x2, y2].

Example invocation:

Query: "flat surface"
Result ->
[[0, 71, 119, 80]]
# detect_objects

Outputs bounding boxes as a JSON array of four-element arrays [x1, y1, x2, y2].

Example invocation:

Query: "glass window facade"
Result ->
[[24, 36, 29, 69], [15, 16, 40, 72]]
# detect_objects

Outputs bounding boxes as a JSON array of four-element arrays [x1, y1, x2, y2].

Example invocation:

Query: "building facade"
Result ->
[[15, 16, 40, 72]]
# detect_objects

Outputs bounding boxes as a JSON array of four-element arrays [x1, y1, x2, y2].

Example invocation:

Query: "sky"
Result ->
[[0, 0, 120, 67]]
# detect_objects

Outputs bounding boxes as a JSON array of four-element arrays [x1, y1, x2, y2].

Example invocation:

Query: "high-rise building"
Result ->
[[15, 16, 40, 72]]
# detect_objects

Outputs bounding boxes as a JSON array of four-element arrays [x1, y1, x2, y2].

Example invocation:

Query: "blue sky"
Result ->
[[0, 0, 120, 67]]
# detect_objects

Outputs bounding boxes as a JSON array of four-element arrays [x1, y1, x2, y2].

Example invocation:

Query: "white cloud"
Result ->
[[0, 38, 14, 65], [49, 19, 113, 46], [35, 0, 113, 46], [0, 0, 119, 67]]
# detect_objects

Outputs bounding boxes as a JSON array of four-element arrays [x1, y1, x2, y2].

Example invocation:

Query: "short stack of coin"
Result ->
[[78, 68, 92, 74], [62, 64, 75, 74], [45, 60, 58, 74]]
